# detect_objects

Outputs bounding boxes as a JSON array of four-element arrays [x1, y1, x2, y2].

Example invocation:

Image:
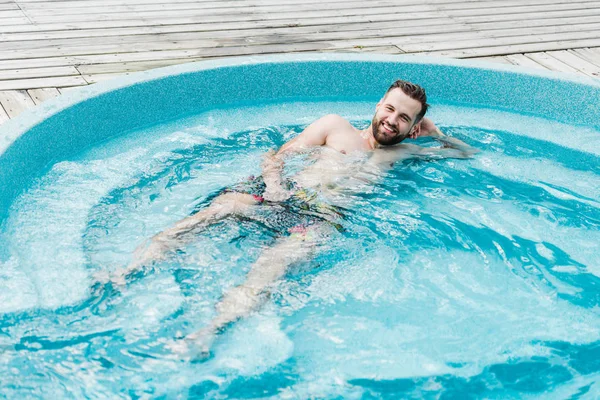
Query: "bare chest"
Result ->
[[324, 127, 370, 154]]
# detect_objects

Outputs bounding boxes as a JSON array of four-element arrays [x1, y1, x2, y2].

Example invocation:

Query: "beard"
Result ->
[[371, 115, 409, 146]]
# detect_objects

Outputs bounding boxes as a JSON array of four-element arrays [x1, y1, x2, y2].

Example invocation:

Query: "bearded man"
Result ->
[[111, 80, 477, 359]]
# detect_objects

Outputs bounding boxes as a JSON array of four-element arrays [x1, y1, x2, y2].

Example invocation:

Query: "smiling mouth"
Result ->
[[380, 122, 397, 135]]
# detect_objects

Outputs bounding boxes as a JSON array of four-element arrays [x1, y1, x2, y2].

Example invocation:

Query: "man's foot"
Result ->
[[167, 327, 216, 362], [108, 268, 128, 286], [92, 269, 128, 289], [104, 239, 169, 286]]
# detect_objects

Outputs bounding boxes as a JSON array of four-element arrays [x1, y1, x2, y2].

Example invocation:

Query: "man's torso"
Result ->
[[291, 117, 419, 203]]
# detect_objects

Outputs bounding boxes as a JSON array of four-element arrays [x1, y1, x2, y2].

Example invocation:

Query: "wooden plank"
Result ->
[[13, 0, 480, 3], [0, 48, 596, 80], [421, 38, 600, 58], [57, 86, 82, 94], [21, 0, 600, 17], [3, 13, 600, 48], [0, 102, 9, 125], [0, 76, 88, 91], [546, 50, 600, 77], [0, 30, 489, 61], [307, 45, 402, 54], [0, 17, 31, 26], [11, 0, 533, 8], [75, 45, 401, 77], [21, 0, 405, 16], [27, 88, 61, 105], [0, 90, 36, 119], [504, 54, 549, 70], [0, 16, 456, 42], [10, 20, 600, 61], [0, 66, 80, 80], [0, 4, 20, 11], [20, 0, 378, 7], [19, 0, 600, 18], [23, 5, 600, 29], [470, 56, 513, 65], [25, 4, 436, 24], [445, 2, 600, 18], [0, 40, 224, 61], [524, 52, 580, 73], [0, 43, 407, 71], [398, 29, 600, 53], [75, 57, 206, 74], [437, 0, 600, 11], [0, 11, 446, 34], [20, 0, 371, 9], [0, 21, 595, 57], [0, 21, 477, 52], [4, 5, 600, 48], [15, 18, 600, 54], [468, 14, 600, 30], [587, 47, 600, 60], [3, 6, 600, 37], [0, 50, 210, 71], [81, 72, 130, 84], [0, 56, 75, 71], [15, 0, 491, 9], [456, 7, 600, 23], [570, 48, 600, 67], [0, 10, 25, 18], [0, 39, 594, 80]]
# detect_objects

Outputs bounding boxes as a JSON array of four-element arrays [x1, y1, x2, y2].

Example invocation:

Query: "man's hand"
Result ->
[[261, 150, 291, 202], [409, 118, 479, 158], [410, 117, 443, 139], [263, 186, 291, 202]]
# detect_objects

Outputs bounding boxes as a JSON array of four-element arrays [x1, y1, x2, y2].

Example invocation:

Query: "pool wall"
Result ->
[[1, 54, 599, 221]]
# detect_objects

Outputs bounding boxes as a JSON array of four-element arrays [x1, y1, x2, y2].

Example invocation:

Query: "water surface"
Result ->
[[1, 101, 599, 398]]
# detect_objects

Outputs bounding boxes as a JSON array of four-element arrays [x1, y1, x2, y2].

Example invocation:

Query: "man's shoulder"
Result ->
[[316, 114, 357, 135], [316, 114, 352, 126]]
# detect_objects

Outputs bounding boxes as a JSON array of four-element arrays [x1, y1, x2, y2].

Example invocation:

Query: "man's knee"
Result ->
[[216, 285, 263, 313]]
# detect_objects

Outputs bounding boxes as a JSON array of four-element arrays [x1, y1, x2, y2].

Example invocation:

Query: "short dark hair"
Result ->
[[385, 80, 429, 123]]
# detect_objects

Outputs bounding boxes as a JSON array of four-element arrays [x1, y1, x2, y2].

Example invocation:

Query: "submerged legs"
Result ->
[[109, 188, 335, 361]]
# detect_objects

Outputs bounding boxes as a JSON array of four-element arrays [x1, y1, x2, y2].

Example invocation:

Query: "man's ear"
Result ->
[[409, 121, 421, 139]]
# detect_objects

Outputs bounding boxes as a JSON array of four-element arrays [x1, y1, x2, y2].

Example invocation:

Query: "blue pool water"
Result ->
[[1, 100, 599, 398]]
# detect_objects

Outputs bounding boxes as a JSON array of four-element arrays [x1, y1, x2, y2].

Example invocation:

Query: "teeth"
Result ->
[[382, 123, 394, 133]]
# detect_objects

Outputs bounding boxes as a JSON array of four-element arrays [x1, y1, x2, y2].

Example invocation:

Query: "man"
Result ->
[[111, 80, 477, 359]]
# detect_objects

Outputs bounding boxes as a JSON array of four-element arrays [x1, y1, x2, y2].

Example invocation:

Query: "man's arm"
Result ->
[[261, 114, 338, 201], [412, 117, 479, 159], [375, 118, 478, 165]]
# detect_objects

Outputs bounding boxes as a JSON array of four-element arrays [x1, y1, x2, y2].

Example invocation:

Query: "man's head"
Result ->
[[371, 80, 429, 146]]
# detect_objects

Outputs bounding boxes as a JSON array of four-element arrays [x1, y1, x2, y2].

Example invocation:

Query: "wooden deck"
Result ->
[[1, 0, 600, 123]]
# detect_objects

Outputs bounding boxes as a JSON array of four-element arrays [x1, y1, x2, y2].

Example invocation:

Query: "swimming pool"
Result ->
[[1, 54, 599, 398]]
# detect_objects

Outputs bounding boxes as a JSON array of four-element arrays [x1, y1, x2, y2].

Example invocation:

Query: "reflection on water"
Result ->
[[1, 102, 599, 398]]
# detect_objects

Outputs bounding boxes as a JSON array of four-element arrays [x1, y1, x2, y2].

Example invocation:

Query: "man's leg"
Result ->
[[110, 192, 262, 284], [173, 223, 333, 359]]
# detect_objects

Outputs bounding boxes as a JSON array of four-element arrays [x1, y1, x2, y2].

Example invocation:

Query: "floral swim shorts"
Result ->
[[205, 175, 345, 237]]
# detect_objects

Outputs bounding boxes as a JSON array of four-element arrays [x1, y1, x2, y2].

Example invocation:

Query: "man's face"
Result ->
[[371, 88, 422, 146]]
